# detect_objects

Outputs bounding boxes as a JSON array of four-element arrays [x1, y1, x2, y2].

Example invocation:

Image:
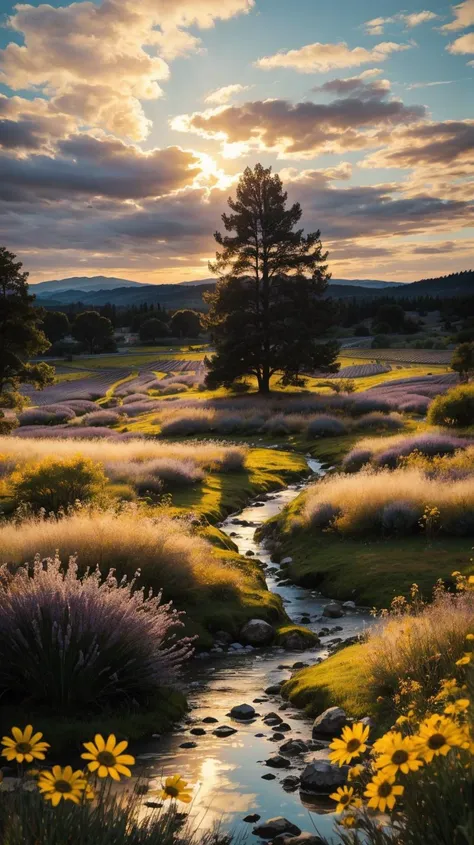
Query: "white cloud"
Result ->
[[256, 41, 412, 74], [0, 0, 254, 141], [365, 11, 438, 35], [407, 80, 453, 89], [441, 0, 474, 31], [205, 83, 250, 105], [402, 11, 438, 28], [447, 31, 474, 64]]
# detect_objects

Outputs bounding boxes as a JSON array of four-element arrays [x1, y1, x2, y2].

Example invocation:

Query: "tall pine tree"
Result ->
[[204, 164, 339, 394]]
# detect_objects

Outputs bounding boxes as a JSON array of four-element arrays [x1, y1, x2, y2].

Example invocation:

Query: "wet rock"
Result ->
[[253, 818, 301, 839], [278, 723, 292, 732], [264, 711, 282, 722], [271, 732, 285, 741], [261, 773, 276, 780], [342, 601, 356, 610], [229, 643, 244, 651], [213, 726, 238, 738], [322, 602, 344, 619], [215, 630, 232, 644], [281, 557, 293, 565], [274, 834, 324, 845], [279, 739, 308, 756], [255, 733, 265, 738], [243, 814, 261, 823], [278, 630, 319, 651], [190, 728, 206, 736], [253, 698, 268, 703], [246, 550, 255, 557], [281, 775, 301, 792], [229, 704, 256, 720], [179, 741, 197, 749], [202, 716, 218, 724], [300, 760, 346, 793], [292, 662, 308, 670], [240, 619, 274, 646], [266, 755, 291, 769], [312, 707, 348, 738], [265, 683, 283, 695]]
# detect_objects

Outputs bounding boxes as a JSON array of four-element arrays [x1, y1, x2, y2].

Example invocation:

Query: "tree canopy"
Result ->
[[42, 310, 70, 344], [139, 317, 169, 343], [0, 247, 54, 421], [72, 311, 115, 354], [170, 309, 201, 339], [451, 342, 474, 382], [203, 164, 339, 393]]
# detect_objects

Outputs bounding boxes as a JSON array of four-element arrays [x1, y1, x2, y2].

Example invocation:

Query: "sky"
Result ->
[[0, 0, 472, 285]]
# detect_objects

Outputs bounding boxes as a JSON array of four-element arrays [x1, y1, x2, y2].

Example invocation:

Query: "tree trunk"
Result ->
[[258, 372, 271, 394]]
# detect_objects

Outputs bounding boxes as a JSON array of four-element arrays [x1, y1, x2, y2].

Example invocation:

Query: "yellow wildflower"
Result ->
[[158, 774, 193, 803], [444, 699, 470, 716], [329, 785, 362, 813], [365, 772, 404, 813], [1, 725, 50, 764], [374, 732, 423, 777], [466, 634, 474, 641], [38, 766, 86, 807], [329, 722, 370, 767], [81, 734, 135, 781], [348, 764, 364, 781], [456, 654, 472, 666], [416, 715, 464, 763]]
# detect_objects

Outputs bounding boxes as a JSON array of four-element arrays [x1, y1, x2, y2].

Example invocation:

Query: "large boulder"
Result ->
[[229, 704, 256, 720], [279, 739, 308, 756], [240, 619, 274, 646], [300, 760, 346, 793], [253, 818, 302, 839], [312, 707, 348, 737], [277, 630, 320, 651], [265, 755, 291, 769], [322, 602, 344, 619]]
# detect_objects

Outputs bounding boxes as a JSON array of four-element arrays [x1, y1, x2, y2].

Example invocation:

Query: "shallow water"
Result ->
[[135, 459, 371, 842]]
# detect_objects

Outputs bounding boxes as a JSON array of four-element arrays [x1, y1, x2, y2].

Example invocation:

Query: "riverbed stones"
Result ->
[[274, 834, 324, 845], [179, 741, 197, 749], [282, 775, 300, 791], [243, 814, 261, 823], [300, 760, 346, 793], [342, 601, 356, 610], [229, 704, 256, 720], [281, 557, 293, 565], [213, 725, 238, 737], [265, 755, 291, 769], [202, 716, 218, 723], [312, 707, 348, 737], [278, 630, 318, 651], [240, 619, 274, 646], [265, 683, 283, 695], [279, 739, 308, 756], [253, 818, 301, 839], [322, 602, 344, 619], [261, 773, 276, 780], [190, 728, 206, 735]]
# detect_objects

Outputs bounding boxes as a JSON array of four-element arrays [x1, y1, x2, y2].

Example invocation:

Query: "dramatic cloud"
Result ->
[[363, 120, 474, 172], [440, 0, 474, 31], [0, 0, 254, 140], [255, 41, 411, 73], [365, 11, 438, 35], [205, 84, 250, 104], [0, 136, 202, 202], [172, 81, 426, 159]]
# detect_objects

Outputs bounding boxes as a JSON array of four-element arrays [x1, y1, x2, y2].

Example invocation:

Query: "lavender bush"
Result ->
[[18, 409, 57, 426], [354, 412, 404, 431], [375, 434, 468, 469], [105, 458, 205, 491], [381, 500, 421, 535], [342, 448, 373, 473], [307, 501, 341, 529], [13, 426, 120, 439], [306, 415, 348, 437], [82, 410, 122, 427], [0, 554, 193, 710]]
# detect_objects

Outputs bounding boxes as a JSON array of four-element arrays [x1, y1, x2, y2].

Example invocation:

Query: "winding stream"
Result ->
[[136, 459, 371, 841]]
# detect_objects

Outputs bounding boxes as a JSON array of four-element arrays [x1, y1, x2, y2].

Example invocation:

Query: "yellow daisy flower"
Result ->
[[159, 774, 193, 803], [415, 715, 464, 763], [444, 699, 470, 716], [329, 722, 370, 767], [466, 634, 474, 641], [374, 732, 423, 777], [348, 764, 364, 781], [329, 785, 362, 813], [364, 772, 404, 813], [38, 766, 86, 807], [1, 725, 50, 764], [456, 654, 472, 666], [81, 734, 135, 781], [338, 813, 358, 828], [435, 679, 461, 701]]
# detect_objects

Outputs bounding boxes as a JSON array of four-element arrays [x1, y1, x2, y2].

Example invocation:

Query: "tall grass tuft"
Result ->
[[0, 553, 192, 710]]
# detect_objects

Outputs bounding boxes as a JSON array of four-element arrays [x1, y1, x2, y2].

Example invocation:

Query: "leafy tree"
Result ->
[[373, 303, 405, 333], [139, 317, 169, 343], [72, 311, 114, 354], [0, 247, 54, 423], [170, 309, 201, 338], [204, 164, 339, 394], [451, 342, 474, 382], [42, 310, 70, 344]]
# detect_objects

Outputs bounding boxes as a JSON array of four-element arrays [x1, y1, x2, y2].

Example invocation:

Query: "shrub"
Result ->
[[11, 455, 107, 512], [105, 458, 204, 492], [121, 393, 150, 404], [13, 426, 120, 439], [381, 500, 421, 535], [57, 399, 98, 415], [42, 404, 76, 423], [261, 416, 290, 436], [342, 448, 373, 473], [159, 411, 215, 436], [18, 409, 56, 427], [0, 553, 192, 710], [82, 410, 122, 427], [428, 383, 474, 428], [349, 396, 392, 415], [307, 501, 341, 529], [354, 412, 404, 432], [306, 415, 347, 437], [160, 383, 189, 395]]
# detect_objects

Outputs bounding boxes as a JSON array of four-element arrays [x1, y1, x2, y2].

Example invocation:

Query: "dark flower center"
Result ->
[[391, 750, 409, 765], [346, 739, 361, 753], [97, 751, 116, 767], [378, 782, 393, 798], [340, 793, 351, 805], [428, 733, 446, 750], [165, 785, 179, 798], [54, 780, 72, 794], [16, 742, 32, 754]]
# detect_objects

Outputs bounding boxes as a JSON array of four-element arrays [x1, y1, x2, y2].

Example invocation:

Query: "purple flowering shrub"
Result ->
[[0, 553, 193, 710], [82, 410, 123, 427]]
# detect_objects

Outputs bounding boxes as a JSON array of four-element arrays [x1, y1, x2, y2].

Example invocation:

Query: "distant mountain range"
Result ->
[[30, 271, 473, 309]]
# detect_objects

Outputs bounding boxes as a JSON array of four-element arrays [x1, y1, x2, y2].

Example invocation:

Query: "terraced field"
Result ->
[[340, 347, 452, 365]]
